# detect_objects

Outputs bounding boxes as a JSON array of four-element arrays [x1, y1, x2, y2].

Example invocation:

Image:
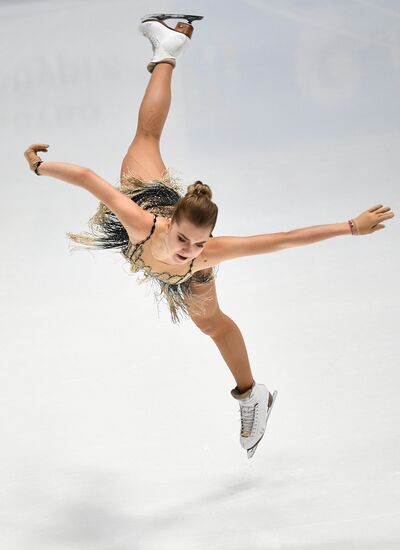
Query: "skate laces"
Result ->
[[239, 402, 259, 438]]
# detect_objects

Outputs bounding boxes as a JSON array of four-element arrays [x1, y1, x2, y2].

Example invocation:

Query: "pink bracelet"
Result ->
[[348, 219, 356, 235]]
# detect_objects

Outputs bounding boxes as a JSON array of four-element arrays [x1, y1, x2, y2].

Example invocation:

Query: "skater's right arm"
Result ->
[[24, 144, 152, 236], [35, 160, 88, 186]]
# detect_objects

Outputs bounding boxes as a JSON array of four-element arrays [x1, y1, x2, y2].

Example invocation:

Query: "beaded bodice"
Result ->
[[123, 214, 196, 285]]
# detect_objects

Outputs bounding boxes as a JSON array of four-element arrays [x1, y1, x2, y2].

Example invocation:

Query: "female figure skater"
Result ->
[[24, 13, 395, 459]]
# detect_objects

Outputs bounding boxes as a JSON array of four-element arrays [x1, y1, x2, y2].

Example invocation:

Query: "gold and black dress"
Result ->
[[66, 169, 218, 323]]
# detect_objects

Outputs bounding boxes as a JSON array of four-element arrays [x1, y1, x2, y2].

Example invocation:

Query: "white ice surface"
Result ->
[[1, 0, 399, 549]]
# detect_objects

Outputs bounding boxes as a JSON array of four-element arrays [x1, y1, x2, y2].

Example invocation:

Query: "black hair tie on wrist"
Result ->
[[34, 161, 42, 175]]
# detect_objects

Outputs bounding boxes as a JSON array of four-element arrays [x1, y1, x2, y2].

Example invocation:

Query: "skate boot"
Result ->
[[139, 14, 204, 73], [231, 381, 278, 459]]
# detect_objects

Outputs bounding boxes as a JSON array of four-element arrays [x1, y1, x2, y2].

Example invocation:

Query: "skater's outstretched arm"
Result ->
[[24, 144, 152, 235], [201, 205, 395, 266]]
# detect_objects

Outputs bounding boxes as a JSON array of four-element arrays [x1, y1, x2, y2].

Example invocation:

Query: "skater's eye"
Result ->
[[178, 235, 204, 248], [178, 233, 207, 246]]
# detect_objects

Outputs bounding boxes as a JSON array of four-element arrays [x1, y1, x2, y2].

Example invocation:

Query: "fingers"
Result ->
[[25, 144, 49, 153], [376, 206, 391, 213], [32, 143, 49, 152], [368, 205, 395, 220], [368, 204, 383, 212], [380, 212, 395, 221], [24, 144, 49, 163], [368, 204, 395, 215], [376, 209, 395, 221], [24, 143, 49, 173], [24, 149, 39, 161], [354, 204, 394, 236]]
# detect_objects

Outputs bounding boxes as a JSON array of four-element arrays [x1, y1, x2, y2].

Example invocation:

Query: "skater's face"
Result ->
[[167, 217, 212, 263]]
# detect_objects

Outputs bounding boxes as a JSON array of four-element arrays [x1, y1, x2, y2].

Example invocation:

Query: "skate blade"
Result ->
[[141, 14, 204, 25], [246, 390, 278, 459], [247, 439, 261, 459]]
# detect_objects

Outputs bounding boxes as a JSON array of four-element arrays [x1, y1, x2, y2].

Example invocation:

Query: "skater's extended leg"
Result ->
[[188, 274, 255, 393], [120, 63, 173, 182], [188, 272, 277, 458], [211, 314, 255, 393]]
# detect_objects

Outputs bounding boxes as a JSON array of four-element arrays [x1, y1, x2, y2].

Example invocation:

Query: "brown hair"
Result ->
[[171, 180, 218, 232]]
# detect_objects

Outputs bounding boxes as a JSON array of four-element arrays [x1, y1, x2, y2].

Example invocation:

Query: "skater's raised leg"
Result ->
[[120, 63, 173, 182], [120, 14, 202, 182]]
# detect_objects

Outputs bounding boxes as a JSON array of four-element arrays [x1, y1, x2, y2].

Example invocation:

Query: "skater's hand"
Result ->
[[352, 204, 395, 235], [24, 143, 49, 174]]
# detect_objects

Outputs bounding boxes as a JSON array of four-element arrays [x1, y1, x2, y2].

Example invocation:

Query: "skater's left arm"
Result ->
[[202, 204, 395, 265]]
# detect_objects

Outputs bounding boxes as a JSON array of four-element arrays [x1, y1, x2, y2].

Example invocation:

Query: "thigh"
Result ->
[[188, 270, 223, 331], [120, 134, 167, 182]]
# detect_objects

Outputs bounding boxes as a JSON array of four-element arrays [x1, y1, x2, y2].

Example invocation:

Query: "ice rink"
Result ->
[[1, 0, 399, 548]]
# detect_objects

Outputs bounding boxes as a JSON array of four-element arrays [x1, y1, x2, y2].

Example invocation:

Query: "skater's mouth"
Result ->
[[176, 253, 188, 261]]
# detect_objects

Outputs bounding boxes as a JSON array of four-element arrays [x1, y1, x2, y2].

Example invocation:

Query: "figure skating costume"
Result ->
[[66, 168, 218, 323]]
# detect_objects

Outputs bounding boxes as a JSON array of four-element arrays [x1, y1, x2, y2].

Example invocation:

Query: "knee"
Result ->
[[191, 310, 227, 338], [136, 128, 162, 141], [136, 113, 163, 140]]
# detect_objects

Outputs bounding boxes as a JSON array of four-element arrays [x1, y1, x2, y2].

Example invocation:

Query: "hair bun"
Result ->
[[187, 180, 213, 200]]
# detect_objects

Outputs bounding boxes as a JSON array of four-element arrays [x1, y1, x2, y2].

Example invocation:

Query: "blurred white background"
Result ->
[[1, 1, 399, 548]]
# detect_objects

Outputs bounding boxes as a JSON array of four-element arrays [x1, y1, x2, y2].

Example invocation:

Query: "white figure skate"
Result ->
[[139, 13, 204, 73], [231, 381, 278, 459]]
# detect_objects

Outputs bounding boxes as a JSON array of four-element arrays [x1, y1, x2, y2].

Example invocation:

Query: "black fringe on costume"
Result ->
[[66, 169, 217, 323]]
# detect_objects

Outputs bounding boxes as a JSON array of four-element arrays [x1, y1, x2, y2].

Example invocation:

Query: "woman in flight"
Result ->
[[24, 13, 395, 459]]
